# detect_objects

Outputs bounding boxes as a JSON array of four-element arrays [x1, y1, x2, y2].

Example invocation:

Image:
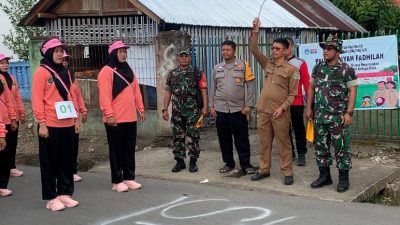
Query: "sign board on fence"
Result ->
[[299, 35, 399, 110]]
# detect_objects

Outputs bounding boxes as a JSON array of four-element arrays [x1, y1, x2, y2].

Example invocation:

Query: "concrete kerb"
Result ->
[[90, 140, 399, 203], [352, 168, 400, 202]]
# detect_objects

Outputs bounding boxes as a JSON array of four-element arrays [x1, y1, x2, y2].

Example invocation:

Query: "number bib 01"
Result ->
[[55, 101, 77, 119]]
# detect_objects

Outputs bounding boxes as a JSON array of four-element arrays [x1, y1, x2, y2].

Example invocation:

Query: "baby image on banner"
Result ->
[[299, 35, 399, 110]]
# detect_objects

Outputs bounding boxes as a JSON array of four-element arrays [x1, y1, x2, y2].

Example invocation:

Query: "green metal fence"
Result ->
[[335, 30, 400, 140]]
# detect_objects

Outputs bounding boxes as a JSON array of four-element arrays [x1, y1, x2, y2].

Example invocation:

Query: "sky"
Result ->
[[0, 0, 19, 60]]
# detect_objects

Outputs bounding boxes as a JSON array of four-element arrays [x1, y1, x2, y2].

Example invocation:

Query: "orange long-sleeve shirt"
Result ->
[[0, 78, 12, 138], [0, 113, 6, 137], [0, 77, 17, 125], [71, 79, 87, 115], [0, 74, 26, 120], [31, 66, 75, 127], [97, 66, 144, 123]]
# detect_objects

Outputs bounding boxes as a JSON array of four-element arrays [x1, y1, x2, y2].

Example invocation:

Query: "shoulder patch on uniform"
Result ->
[[292, 70, 299, 80]]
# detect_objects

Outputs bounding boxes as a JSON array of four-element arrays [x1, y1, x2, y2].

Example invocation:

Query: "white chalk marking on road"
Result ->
[[136, 222, 160, 225], [262, 216, 297, 225], [161, 199, 271, 222], [98, 197, 187, 225]]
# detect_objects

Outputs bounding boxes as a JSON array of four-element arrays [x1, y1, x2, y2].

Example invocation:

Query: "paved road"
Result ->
[[0, 166, 398, 225]]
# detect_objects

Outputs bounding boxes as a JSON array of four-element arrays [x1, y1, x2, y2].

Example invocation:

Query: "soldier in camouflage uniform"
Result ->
[[306, 35, 358, 192], [162, 49, 208, 173]]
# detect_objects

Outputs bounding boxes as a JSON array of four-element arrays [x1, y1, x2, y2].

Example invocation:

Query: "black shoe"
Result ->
[[311, 167, 333, 188], [297, 154, 306, 166], [189, 158, 198, 173], [284, 176, 294, 185], [172, 159, 186, 173], [251, 171, 270, 181], [337, 170, 350, 193], [245, 167, 256, 175], [219, 165, 234, 173]]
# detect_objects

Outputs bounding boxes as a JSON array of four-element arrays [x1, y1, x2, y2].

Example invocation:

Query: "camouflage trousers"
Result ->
[[171, 111, 201, 160], [314, 121, 352, 170]]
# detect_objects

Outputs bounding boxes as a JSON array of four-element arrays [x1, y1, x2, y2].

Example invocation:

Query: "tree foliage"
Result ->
[[331, 0, 400, 32], [0, 0, 45, 60]]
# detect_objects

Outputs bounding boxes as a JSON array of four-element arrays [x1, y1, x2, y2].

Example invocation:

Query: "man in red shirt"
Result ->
[[286, 38, 310, 166]]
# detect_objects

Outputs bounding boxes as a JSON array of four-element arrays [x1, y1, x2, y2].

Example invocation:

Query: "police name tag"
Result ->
[[55, 101, 77, 119]]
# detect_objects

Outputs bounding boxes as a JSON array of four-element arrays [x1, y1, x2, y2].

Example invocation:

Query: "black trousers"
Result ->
[[0, 125, 12, 189], [38, 126, 75, 200], [105, 122, 137, 184], [72, 133, 79, 174], [216, 111, 252, 170], [8, 122, 19, 169], [289, 105, 308, 155]]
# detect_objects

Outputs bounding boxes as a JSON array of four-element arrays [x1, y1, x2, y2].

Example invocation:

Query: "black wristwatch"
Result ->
[[162, 109, 167, 113], [345, 110, 354, 116]]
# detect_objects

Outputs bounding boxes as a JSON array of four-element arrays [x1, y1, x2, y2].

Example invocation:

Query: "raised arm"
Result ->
[[250, 17, 269, 69]]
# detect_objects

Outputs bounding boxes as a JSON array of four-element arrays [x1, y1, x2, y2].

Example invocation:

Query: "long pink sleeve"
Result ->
[[11, 75, 26, 118], [133, 75, 144, 113], [74, 80, 87, 115], [0, 77, 17, 124], [97, 66, 115, 119], [0, 123, 6, 137], [0, 92, 7, 137], [31, 67, 47, 123]]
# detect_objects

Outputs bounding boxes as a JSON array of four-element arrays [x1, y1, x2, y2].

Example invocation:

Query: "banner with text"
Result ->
[[299, 35, 399, 110]]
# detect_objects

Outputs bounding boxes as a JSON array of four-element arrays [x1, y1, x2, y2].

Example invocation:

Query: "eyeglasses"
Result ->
[[271, 47, 284, 51], [323, 46, 336, 51]]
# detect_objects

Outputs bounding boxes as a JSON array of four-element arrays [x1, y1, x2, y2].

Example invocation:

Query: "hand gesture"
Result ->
[[82, 114, 88, 124], [306, 108, 313, 121], [11, 120, 18, 131], [0, 137, 6, 151], [139, 111, 145, 122], [201, 106, 208, 116], [273, 107, 284, 119], [343, 113, 353, 126], [242, 106, 251, 115], [107, 116, 117, 127], [252, 17, 261, 32], [162, 110, 169, 121], [210, 107, 217, 117], [38, 123, 49, 138]]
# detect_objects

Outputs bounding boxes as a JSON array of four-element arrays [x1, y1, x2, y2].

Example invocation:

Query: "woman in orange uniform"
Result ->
[[62, 51, 87, 182], [0, 55, 15, 196], [97, 41, 145, 192], [32, 38, 79, 211], [0, 54, 26, 177]]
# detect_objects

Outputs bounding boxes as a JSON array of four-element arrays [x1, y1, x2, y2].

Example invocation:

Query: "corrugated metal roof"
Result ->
[[138, 0, 366, 32], [275, 0, 367, 32], [138, 0, 308, 28], [20, 0, 366, 32]]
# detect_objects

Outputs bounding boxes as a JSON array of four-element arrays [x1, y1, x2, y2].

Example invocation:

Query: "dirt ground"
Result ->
[[16, 101, 400, 172], [15, 101, 172, 171]]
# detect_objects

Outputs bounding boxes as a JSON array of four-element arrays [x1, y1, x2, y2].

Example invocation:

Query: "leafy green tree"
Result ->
[[0, 0, 45, 60], [331, 0, 400, 31]]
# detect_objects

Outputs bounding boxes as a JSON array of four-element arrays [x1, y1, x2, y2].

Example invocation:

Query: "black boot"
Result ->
[[311, 167, 333, 188], [189, 158, 198, 173], [337, 170, 350, 192], [172, 159, 186, 173], [297, 154, 306, 166]]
